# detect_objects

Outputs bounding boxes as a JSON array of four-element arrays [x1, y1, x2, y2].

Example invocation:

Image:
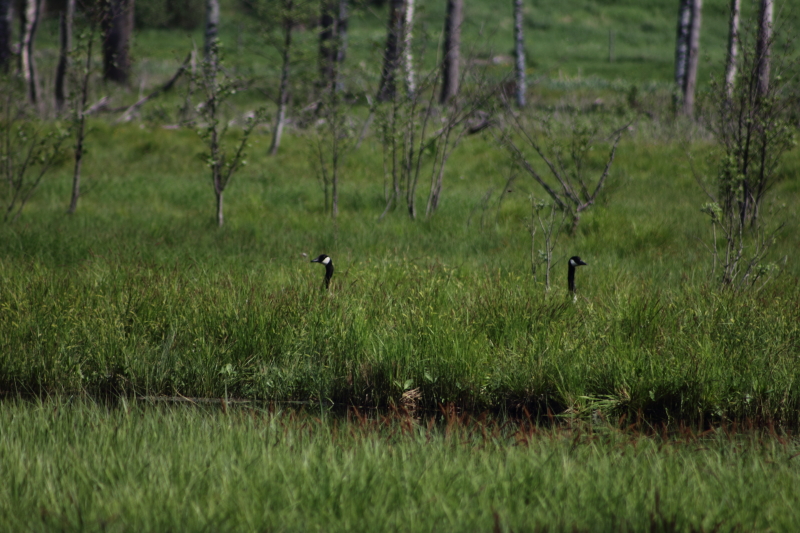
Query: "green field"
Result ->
[[1, 399, 799, 532], [2, 0, 800, 530]]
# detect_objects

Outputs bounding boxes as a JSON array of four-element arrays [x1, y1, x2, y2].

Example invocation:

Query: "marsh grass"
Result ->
[[0, 398, 799, 532], [1, 121, 798, 425]]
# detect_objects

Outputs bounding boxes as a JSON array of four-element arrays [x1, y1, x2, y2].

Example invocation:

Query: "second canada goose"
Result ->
[[311, 254, 334, 289], [567, 256, 587, 296]]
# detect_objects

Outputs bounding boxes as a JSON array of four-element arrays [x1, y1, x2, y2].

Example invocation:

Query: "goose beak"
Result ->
[[311, 258, 319, 263], [579, 259, 587, 266]]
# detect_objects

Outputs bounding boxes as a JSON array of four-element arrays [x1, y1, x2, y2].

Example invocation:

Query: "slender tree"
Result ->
[[205, 0, 220, 69], [318, 0, 348, 92], [402, 0, 415, 96], [723, 0, 741, 100], [102, 0, 134, 84], [682, 0, 702, 116], [440, 0, 463, 104], [270, 0, 294, 155], [0, 0, 11, 73], [377, 0, 405, 102], [335, 0, 348, 89], [318, 0, 336, 89], [20, 0, 41, 104], [513, 0, 525, 107], [674, 0, 692, 95], [69, 16, 98, 214], [55, 0, 75, 111], [755, 0, 772, 98]]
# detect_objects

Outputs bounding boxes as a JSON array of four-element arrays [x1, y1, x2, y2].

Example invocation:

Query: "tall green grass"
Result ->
[[1, 399, 798, 532], [1, 123, 799, 424]]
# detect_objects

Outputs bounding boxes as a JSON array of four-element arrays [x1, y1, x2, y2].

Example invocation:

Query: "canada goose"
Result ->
[[567, 256, 587, 296], [311, 254, 334, 289]]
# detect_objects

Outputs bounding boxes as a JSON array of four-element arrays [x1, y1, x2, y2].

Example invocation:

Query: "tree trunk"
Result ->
[[270, 1, 293, 156], [318, 0, 347, 93], [755, 0, 772, 99], [402, 0, 415, 96], [681, 0, 702, 117], [205, 0, 219, 67], [55, 0, 75, 111], [440, 0, 463, 105], [318, 0, 335, 90], [102, 0, 134, 84], [724, 0, 740, 101], [377, 0, 405, 102], [674, 0, 691, 93], [335, 0, 348, 90], [69, 30, 94, 215], [0, 0, 11, 73], [20, 0, 40, 104], [513, 0, 525, 107], [215, 188, 224, 227]]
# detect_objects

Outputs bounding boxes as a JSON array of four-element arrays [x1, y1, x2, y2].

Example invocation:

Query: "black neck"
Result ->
[[323, 263, 334, 289], [568, 264, 576, 293]]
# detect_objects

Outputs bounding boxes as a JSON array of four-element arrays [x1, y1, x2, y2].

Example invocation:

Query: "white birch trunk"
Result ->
[[682, 0, 702, 117], [674, 0, 691, 101], [20, 0, 40, 104], [205, 0, 220, 67], [755, 0, 772, 98], [403, 0, 415, 96], [724, 0, 741, 100]]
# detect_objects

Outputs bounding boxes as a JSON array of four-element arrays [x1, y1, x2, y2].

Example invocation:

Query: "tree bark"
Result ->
[[0, 0, 11, 73], [205, 0, 219, 67], [377, 0, 405, 102], [270, 0, 293, 156], [215, 188, 224, 227], [55, 0, 75, 111], [402, 0, 415, 96], [681, 0, 702, 117], [69, 29, 94, 215], [102, 0, 134, 84], [723, 0, 740, 101], [755, 0, 772, 98], [20, 0, 41, 104], [318, 0, 335, 90], [335, 0, 348, 90], [674, 0, 691, 92], [440, 0, 463, 105], [513, 0, 525, 108]]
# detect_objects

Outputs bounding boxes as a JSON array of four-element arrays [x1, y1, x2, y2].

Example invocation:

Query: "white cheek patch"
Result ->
[[569, 259, 576, 266], [322, 257, 331, 265]]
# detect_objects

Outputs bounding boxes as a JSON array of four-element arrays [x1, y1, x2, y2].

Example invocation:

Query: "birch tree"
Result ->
[[440, 0, 463, 105], [723, 0, 741, 100], [55, 0, 75, 111], [402, 0, 415, 96], [317, 0, 348, 93], [681, 0, 702, 116], [513, 0, 525, 108], [20, 0, 41, 104], [674, 0, 691, 95], [755, 0, 772, 98], [270, 0, 294, 155], [377, 0, 405, 102], [205, 0, 219, 69]]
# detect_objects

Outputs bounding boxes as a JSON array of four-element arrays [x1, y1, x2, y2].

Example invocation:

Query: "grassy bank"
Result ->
[[0, 399, 798, 532], [1, 124, 799, 424]]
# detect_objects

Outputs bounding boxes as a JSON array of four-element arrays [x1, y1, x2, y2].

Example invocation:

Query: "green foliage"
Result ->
[[134, 0, 204, 30], [0, 78, 69, 223], [1, 399, 799, 532]]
